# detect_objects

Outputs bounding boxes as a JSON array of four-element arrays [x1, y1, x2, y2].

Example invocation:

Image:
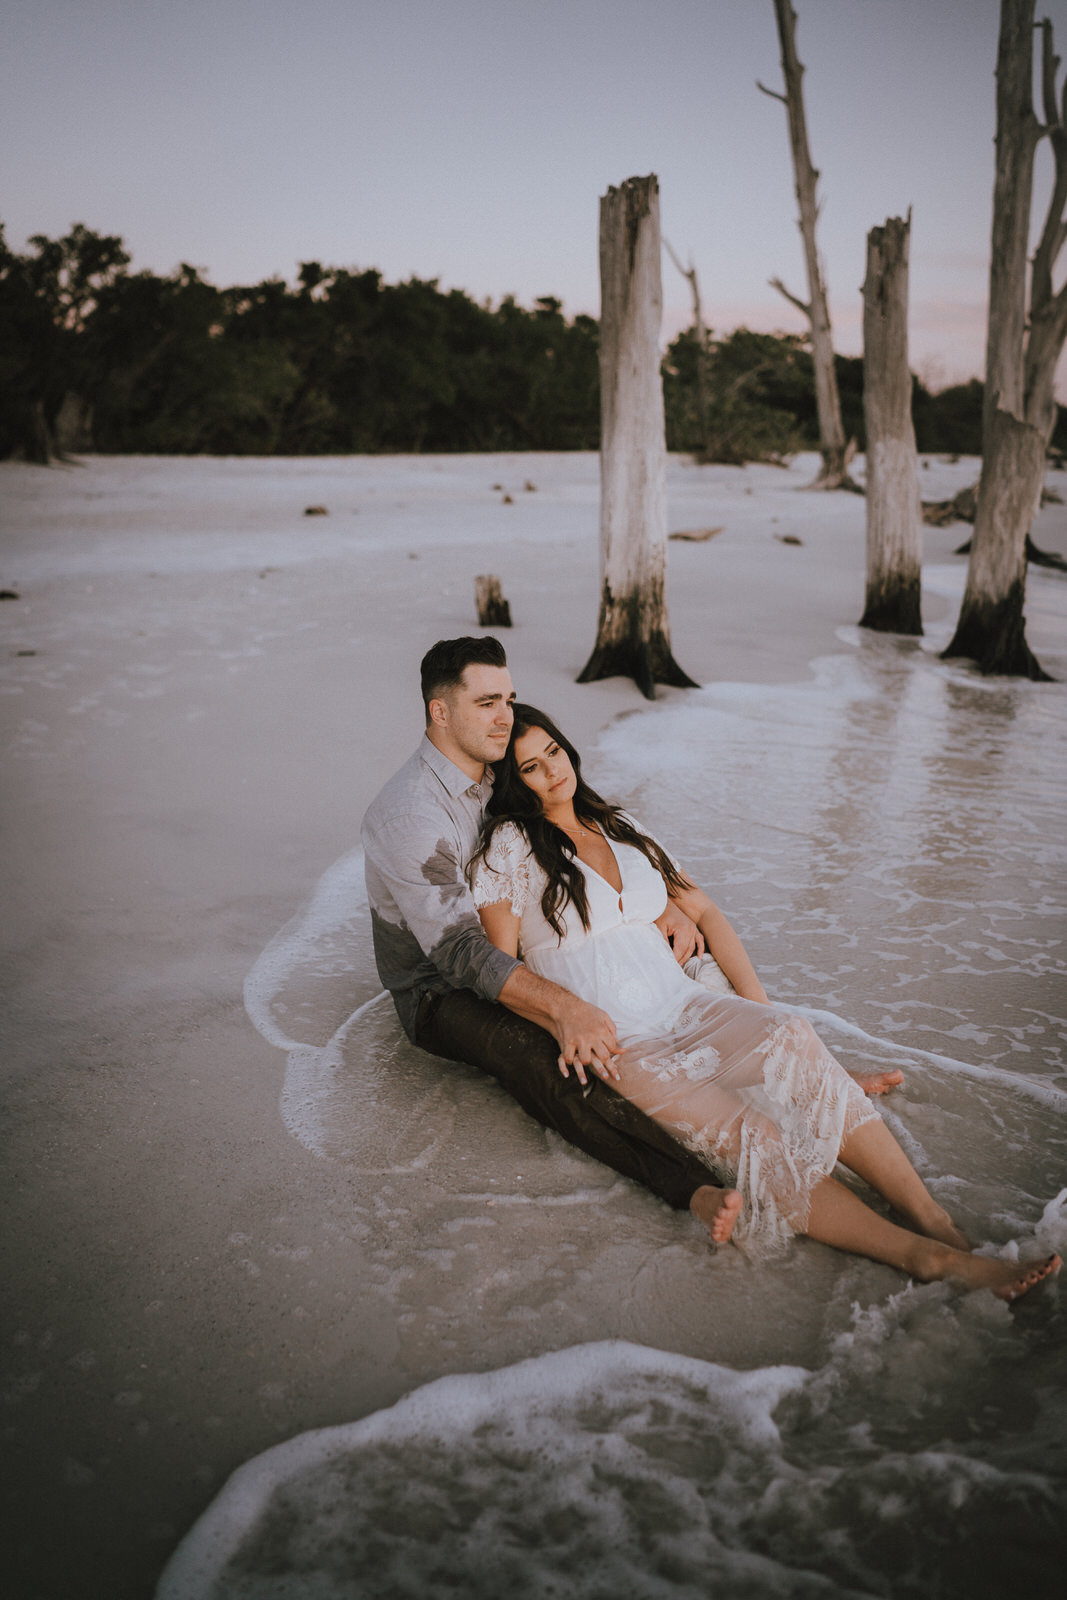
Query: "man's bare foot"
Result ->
[[916, 1242, 1061, 1302], [855, 1069, 904, 1097], [690, 1185, 743, 1245]]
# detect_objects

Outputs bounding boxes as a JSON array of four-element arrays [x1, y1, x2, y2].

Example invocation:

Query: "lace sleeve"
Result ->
[[471, 822, 537, 919]]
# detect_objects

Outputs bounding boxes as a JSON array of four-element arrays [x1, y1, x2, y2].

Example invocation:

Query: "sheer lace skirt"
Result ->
[[611, 995, 880, 1257]]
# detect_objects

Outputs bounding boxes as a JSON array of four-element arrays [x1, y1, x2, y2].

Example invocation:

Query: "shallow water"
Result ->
[[163, 620, 1067, 1598]]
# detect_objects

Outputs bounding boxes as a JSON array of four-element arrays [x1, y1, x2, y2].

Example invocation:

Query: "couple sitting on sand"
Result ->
[[361, 636, 1059, 1301]]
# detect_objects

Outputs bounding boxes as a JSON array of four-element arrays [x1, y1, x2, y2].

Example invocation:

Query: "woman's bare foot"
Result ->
[[855, 1069, 904, 1096], [690, 1185, 743, 1244], [915, 1242, 1061, 1302], [906, 1196, 972, 1252]]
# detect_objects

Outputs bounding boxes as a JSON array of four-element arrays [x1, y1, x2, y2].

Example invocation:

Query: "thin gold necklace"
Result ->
[[558, 817, 597, 840]]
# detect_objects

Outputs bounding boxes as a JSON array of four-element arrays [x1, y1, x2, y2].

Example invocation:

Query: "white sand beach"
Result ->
[[2, 451, 1066, 1599]]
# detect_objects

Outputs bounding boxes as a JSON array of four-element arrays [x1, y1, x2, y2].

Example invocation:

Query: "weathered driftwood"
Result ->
[[946, 0, 1065, 677], [577, 175, 696, 700], [860, 213, 923, 635], [922, 484, 978, 527], [475, 575, 512, 628], [758, 0, 852, 489]]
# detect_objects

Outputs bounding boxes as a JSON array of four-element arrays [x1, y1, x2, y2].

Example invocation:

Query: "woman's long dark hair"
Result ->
[[469, 703, 689, 936]]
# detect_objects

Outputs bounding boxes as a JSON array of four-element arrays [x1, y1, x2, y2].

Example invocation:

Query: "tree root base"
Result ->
[[577, 638, 699, 701], [941, 589, 1054, 681]]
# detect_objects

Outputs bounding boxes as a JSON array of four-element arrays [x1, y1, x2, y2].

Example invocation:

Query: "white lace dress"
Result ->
[[472, 820, 879, 1256]]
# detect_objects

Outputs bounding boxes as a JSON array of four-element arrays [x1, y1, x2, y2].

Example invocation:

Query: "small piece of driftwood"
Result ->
[[921, 484, 977, 527], [668, 526, 724, 542], [303, 505, 329, 517], [475, 575, 512, 627]]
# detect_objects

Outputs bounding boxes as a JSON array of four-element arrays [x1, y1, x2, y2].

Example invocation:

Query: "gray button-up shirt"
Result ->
[[361, 736, 522, 1040]]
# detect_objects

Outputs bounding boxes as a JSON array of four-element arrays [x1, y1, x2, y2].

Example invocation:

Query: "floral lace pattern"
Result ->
[[471, 824, 546, 921], [637, 1043, 722, 1084]]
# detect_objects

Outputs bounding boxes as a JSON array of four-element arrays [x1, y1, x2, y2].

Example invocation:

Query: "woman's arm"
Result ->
[[668, 878, 769, 1004], [477, 899, 520, 959]]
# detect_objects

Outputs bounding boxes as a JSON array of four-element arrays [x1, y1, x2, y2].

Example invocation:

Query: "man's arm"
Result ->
[[365, 808, 521, 999], [477, 897, 621, 1085], [367, 809, 621, 1075], [498, 965, 622, 1086]]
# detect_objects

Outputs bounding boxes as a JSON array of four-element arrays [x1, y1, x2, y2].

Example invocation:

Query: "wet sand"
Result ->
[[1, 452, 1064, 1599]]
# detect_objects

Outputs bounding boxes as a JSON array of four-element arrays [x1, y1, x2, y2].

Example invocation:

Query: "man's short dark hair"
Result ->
[[420, 636, 508, 717]]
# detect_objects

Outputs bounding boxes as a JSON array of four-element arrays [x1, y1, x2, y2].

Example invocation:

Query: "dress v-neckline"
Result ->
[[572, 829, 625, 902]]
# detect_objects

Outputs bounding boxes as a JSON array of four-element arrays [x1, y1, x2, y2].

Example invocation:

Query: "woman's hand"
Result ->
[[668, 882, 768, 1002], [654, 901, 705, 965]]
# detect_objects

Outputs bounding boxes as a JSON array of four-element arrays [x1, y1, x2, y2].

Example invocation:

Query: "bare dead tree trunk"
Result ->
[[663, 237, 710, 452], [945, 408, 1050, 677], [578, 176, 697, 700], [860, 213, 923, 635], [759, 0, 852, 489], [944, 0, 1060, 679], [24, 400, 53, 465], [1024, 15, 1067, 440]]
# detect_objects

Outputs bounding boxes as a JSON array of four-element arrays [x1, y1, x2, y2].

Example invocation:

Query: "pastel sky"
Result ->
[[5, 0, 1067, 390]]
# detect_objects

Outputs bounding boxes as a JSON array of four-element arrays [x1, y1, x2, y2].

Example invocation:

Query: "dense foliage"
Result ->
[[3, 223, 1059, 460]]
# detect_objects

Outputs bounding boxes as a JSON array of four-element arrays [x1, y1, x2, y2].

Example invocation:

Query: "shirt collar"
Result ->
[[420, 733, 492, 799]]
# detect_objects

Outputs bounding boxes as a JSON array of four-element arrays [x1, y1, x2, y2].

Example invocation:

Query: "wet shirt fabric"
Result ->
[[361, 737, 522, 1041]]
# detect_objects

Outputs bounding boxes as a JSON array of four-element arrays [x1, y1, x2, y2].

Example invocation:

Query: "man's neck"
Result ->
[[425, 725, 484, 785]]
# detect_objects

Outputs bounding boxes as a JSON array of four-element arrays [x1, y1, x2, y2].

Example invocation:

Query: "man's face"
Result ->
[[435, 663, 515, 770]]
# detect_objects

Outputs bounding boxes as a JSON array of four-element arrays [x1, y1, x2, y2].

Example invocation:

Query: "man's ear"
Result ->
[[428, 696, 449, 729]]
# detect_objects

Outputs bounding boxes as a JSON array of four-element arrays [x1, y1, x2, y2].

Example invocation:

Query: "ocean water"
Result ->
[[164, 617, 1067, 1598]]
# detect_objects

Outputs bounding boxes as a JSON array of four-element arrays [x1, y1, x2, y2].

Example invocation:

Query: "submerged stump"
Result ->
[[475, 575, 512, 628]]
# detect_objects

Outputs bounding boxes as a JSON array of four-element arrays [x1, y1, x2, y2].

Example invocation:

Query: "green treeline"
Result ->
[[0, 223, 1029, 461]]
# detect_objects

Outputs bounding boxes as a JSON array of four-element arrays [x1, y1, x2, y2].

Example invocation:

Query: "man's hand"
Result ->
[[655, 901, 705, 966], [553, 995, 621, 1086]]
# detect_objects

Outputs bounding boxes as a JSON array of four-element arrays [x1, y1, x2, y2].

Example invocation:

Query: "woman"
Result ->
[[470, 705, 1059, 1300]]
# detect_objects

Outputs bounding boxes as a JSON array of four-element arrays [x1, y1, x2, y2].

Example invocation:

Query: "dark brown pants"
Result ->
[[414, 988, 715, 1211]]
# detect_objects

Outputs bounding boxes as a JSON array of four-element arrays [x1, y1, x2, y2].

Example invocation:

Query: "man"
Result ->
[[361, 635, 742, 1243]]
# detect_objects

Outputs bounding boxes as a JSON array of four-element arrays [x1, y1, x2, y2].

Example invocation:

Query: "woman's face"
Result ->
[[512, 725, 577, 811]]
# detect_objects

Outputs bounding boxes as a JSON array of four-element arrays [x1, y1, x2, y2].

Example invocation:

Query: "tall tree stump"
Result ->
[[943, 408, 1050, 678], [860, 214, 923, 635], [944, 0, 1065, 678], [577, 175, 696, 700]]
